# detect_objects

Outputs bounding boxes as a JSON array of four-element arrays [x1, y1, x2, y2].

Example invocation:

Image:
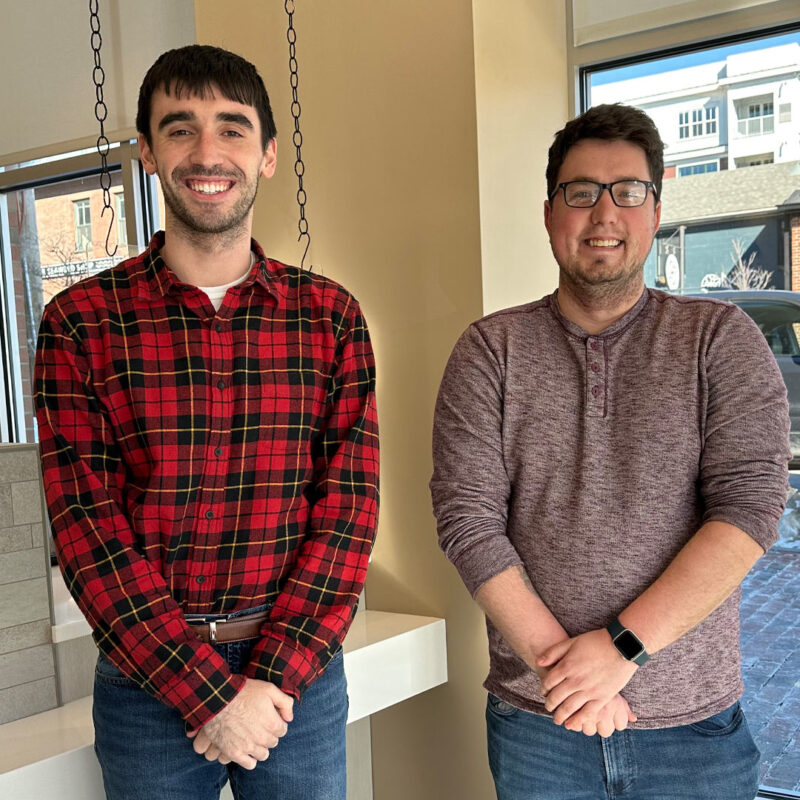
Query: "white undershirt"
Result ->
[[197, 252, 256, 311]]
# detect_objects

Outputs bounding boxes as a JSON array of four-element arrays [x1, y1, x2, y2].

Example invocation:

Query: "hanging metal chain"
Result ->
[[89, 0, 117, 257], [286, 1, 312, 270]]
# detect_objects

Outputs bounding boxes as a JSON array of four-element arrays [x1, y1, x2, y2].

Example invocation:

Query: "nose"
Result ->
[[190, 130, 222, 167], [590, 186, 619, 225]]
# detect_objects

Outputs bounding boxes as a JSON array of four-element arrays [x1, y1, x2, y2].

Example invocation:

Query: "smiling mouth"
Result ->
[[586, 238, 622, 248], [186, 180, 234, 195]]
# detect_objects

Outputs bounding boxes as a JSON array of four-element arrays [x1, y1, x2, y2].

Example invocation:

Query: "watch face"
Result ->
[[615, 629, 644, 660]]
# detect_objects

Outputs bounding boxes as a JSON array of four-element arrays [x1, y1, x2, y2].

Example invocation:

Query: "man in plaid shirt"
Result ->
[[34, 45, 378, 800]]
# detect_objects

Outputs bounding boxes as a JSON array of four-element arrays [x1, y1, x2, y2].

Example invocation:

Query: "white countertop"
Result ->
[[0, 609, 447, 798]]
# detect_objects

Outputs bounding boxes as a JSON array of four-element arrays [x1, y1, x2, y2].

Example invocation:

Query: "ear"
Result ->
[[138, 134, 158, 176], [653, 200, 661, 235], [260, 139, 277, 179], [544, 199, 553, 238]]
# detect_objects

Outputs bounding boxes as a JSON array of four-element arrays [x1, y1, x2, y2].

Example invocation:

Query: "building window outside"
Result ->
[[0, 142, 151, 443], [780, 103, 792, 124], [678, 161, 719, 177], [735, 154, 775, 168], [115, 192, 127, 247], [705, 106, 717, 134], [678, 110, 689, 138], [692, 108, 703, 136], [73, 198, 92, 252], [738, 99, 775, 136]]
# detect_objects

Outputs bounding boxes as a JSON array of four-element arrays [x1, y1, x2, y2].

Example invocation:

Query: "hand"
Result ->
[[563, 692, 637, 737], [537, 629, 637, 727], [187, 678, 294, 769]]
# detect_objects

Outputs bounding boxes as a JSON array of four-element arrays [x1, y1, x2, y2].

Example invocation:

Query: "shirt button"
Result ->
[[590, 363, 601, 373], [591, 385, 601, 397], [590, 341, 601, 351], [205, 510, 214, 520], [215, 323, 222, 333], [196, 576, 205, 584], [214, 447, 223, 456], [216, 379, 226, 390]]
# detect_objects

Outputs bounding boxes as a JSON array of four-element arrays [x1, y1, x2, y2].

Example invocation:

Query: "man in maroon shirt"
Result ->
[[431, 104, 788, 799], [35, 45, 378, 800]]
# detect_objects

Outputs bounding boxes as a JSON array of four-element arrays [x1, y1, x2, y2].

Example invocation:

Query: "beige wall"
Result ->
[[193, 2, 566, 799]]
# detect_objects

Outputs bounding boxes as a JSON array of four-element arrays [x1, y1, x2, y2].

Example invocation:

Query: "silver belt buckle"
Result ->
[[209, 620, 218, 644]]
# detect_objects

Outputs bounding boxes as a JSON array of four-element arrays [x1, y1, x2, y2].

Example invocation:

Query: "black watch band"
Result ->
[[607, 618, 650, 666]]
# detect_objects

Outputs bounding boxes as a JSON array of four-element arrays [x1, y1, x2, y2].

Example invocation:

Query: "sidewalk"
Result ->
[[740, 544, 800, 792]]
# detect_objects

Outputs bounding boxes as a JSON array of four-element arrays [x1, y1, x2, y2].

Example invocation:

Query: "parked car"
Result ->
[[691, 290, 800, 468]]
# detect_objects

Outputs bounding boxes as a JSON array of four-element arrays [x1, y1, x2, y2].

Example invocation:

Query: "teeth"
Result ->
[[587, 239, 621, 247], [188, 181, 231, 194]]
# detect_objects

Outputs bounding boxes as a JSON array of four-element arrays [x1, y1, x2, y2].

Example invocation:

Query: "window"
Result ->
[[115, 192, 127, 247], [678, 107, 716, 139], [735, 153, 775, 168], [705, 106, 717, 134], [679, 110, 689, 139], [73, 198, 92, 252], [738, 98, 775, 136], [678, 161, 718, 177], [0, 142, 154, 442], [585, 28, 800, 796]]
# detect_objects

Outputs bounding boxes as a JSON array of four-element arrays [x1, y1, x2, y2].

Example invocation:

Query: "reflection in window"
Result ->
[[73, 198, 92, 252]]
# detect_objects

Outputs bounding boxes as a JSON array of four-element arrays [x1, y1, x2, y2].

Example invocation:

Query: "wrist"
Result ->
[[606, 618, 650, 666]]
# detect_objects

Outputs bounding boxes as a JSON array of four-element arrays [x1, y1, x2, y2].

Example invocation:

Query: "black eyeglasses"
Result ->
[[550, 180, 658, 208]]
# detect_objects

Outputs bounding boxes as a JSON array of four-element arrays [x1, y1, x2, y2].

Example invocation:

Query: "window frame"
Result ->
[[0, 141, 156, 443]]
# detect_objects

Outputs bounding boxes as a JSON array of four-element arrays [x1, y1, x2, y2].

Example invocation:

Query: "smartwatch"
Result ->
[[606, 618, 650, 666]]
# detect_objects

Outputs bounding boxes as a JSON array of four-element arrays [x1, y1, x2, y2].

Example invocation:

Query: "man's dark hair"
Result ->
[[546, 103, 664, 200], [136, 45, 276, 150]]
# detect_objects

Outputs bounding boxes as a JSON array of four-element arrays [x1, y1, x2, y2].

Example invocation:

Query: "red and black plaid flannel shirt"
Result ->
[[34, 233, 379, 729]]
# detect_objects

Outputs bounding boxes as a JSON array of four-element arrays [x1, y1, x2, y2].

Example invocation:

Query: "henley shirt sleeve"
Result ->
[[243, 297, 379, 700], [699, 304, 790, 550], [35, 302, 245, 730], [430, 323, 524, 596]]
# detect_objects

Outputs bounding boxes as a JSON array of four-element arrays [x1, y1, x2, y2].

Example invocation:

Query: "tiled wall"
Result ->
[[0, 443, 57, 723]]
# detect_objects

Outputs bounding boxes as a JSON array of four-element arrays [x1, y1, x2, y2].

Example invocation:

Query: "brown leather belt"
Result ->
[[187, 610, 270, 644]]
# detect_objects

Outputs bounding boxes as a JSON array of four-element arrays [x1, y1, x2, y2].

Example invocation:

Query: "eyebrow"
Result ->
[[157, 111, 255, 131]]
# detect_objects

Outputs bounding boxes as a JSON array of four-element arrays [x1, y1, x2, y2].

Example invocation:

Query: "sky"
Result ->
[[591, 29, 800, 86]]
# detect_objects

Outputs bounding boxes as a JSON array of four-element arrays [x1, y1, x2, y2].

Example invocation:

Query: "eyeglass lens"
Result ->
[[563, 181, 649, 208]]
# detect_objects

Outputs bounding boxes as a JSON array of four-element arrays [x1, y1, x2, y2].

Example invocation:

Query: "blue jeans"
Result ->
[[486, 694, 760, 800], [93, 613, 347, 800]]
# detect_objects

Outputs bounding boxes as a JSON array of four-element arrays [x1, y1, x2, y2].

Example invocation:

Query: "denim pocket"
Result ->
[[688, 702, 743, 736], [487, 693, 518, 717]]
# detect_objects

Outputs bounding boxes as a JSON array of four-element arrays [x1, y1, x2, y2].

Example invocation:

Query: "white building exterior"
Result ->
[[591, 43, 800, 178]]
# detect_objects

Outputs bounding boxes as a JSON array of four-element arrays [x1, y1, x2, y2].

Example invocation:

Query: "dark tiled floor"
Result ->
[[740, 547, 800, 792]]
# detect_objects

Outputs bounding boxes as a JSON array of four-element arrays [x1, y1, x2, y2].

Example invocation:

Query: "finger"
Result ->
[[271, 691, 295, 723], [544, 682, 577, 713], [552, 693, 590, 725], [192, 730, 211, 756], [596, 718, 614, 738], [204, 745, 221, 762], [536, 639, 571, 668], [251, 746, 270, 762], [563, 699, 602, 731], [186, 728, 198, 739], [233, 752, 258, 771], [581, 719, 598, 737], [218, 755, 232, 765]]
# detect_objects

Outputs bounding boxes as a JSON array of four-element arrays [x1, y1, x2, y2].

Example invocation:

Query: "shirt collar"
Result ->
[[136, 232, 284, 303], [549, 286, 651, 340]]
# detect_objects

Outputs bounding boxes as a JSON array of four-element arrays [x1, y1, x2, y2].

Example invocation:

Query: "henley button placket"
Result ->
[[586, 338, 607, 417]]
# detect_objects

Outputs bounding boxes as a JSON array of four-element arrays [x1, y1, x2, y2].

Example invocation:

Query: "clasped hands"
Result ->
[[187, 678, 294, 769], [536, 628, 639, 738]]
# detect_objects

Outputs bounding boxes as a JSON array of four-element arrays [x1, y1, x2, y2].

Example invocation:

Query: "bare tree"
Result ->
[[722, 239, 773, 291]]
